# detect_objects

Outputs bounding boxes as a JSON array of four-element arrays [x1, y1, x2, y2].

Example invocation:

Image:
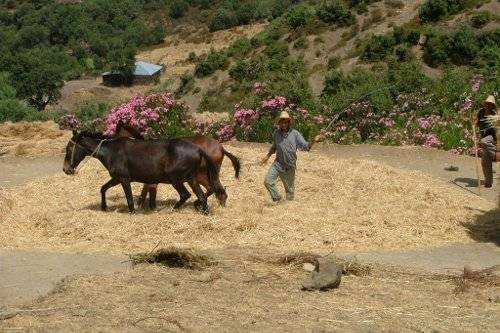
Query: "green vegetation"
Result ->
[[0, 0, 169, 110]]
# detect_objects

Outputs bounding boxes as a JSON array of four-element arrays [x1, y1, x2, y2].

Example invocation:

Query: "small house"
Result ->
[[102, 61, 163, 87]]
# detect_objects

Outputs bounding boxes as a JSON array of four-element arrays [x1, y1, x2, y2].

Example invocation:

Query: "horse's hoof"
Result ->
[[101, 206, 107, 212]]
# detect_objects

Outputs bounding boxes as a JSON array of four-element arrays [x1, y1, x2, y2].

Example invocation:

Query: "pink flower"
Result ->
[[424, 134, 441, 147], [216, 124, 234, 142], [262, 96, 287, 109], [59, 114, 81, 130]]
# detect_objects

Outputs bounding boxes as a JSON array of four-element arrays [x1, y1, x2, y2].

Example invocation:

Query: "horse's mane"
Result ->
[[73, 131, 111, 141], [115, 121, 144, 139]]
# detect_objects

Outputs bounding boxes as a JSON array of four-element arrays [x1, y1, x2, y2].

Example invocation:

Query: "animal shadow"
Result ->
[[462, 207, 500, 246]]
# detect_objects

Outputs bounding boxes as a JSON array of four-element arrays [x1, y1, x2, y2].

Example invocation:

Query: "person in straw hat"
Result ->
[[477, 95, 497, 188], [261, 110, 324, 202]]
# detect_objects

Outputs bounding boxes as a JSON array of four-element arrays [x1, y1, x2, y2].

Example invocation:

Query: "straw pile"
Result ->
[[0, 121, 70, 157], [0, 145, 494, 254]]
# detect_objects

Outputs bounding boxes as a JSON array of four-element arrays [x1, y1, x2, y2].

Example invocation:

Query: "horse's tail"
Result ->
[[222, 147, 241, 179], [199, 149, 227, 204]]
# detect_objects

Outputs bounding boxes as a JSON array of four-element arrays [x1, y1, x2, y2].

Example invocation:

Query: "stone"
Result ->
[[302, 257, 342, 291], [303, 263, 315, 272]]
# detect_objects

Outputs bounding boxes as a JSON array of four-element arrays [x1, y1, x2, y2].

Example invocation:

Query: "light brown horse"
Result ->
[[116, 122, 240, 209]]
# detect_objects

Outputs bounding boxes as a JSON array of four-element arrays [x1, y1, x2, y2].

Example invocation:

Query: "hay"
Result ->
[[130, 247, 214, 269], [0, 144, 495, 254], [453, 265, 500, 293], [276, 252, 372, 276], [0, 121, 70, 157]]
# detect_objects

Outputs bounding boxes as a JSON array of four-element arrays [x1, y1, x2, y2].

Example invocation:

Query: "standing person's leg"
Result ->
[[264, 163, 282, 201], [279, 168, 296, 201], [480, 135, 496, 187]]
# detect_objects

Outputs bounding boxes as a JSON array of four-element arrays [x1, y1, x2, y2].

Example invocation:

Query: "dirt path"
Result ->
[[0, 155, 62, 188], [0, 250, 129, 308]]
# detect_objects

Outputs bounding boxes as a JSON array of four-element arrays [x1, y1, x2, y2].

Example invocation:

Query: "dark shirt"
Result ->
[[477, 107, 496, 140], [269, 129, 310, 171]]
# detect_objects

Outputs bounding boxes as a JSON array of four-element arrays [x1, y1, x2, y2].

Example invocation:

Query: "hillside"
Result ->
[[1, 0, 499, 152]]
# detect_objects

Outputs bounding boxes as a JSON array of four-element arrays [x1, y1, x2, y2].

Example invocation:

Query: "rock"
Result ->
[[302, 257, 342, 291], [303, 263, 315, 272]]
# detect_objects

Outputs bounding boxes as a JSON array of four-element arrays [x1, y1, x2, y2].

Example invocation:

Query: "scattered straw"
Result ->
[[453, 265, 500, 293], [0, 144, 495, 254], [130, 247, 214, 269]]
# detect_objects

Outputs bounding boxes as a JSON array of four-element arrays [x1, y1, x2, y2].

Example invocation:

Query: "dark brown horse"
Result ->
[[115, 122, 240, 209], [63, 131, 227, 214]]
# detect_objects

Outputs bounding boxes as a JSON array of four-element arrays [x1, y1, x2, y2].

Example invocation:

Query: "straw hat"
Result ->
[[483, 95, 497, 108], [275, 110, 292, 125]]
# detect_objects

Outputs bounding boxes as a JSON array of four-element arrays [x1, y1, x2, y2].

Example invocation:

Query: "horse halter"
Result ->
[[69, 138, 107, 173]]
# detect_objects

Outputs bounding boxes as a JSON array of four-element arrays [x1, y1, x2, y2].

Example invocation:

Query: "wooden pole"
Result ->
[[471, 113, 482, 195]]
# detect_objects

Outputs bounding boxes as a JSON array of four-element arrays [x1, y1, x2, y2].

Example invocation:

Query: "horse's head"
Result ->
[[62, 131, 91, 175], [215, 188, 228, 207]]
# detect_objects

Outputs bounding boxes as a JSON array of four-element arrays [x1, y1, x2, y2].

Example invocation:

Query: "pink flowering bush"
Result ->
[[215, 92, 322, 142], [58, 114, 81, 130], [104, 92, 192, 138]]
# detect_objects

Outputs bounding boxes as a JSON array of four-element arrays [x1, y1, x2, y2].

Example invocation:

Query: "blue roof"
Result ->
[[134, 61, 163, 76], [102, 61, 163, 76]]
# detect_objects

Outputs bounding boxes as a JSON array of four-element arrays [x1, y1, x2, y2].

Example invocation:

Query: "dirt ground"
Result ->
[[1, 250, 499, 332], [1, 126, 499, 332]]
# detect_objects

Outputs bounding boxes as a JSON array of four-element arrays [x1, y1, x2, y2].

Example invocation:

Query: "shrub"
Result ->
[[217, 95, 320, 143], [74, 102, 110, 122], [361, 34, 397, 61], [104, 92, 193, 138], [169, 0, 189, 18], [322, 69, 344, 96], [0, 99, 39, 122], [393, 25, 420, 45], [284, 4, 315, 30], [327, 56, 341, 69], [423, 25, 482, 67], [470, 11, 491, 28], [209, 8, 238, 31], [227, 37, 253, 59], [194, 48, 228, 77], [229, 60, 250, 81], [316, 0, 356, 27], [175, 73, 195, 97], [387, 62, 432, 93], [235, 2, 258, 25], [393, 44, 413, 62], [419, 0, 465, 23], [187, 51, 197, 62]]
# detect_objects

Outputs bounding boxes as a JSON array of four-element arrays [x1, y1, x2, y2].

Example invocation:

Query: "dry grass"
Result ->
[[2, 257, 499, 332], [0, 121, 70, 157], [130, 247, 215, 269], [0, 143, 494, 255], [453, 265, 500, 293]]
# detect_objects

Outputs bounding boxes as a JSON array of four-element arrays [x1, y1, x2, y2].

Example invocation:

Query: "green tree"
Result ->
[[10, 47, 70, 110]]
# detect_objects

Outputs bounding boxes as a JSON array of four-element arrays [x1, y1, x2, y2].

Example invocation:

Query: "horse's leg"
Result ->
[[137, 184, 149, 209], [120, 180, 135, 213], [172, 182, 191, 209], [148, 184, 158, 210], [188, 180, 208, 214], [101, 178, 120, 211], [194, 172, 211, 206]]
